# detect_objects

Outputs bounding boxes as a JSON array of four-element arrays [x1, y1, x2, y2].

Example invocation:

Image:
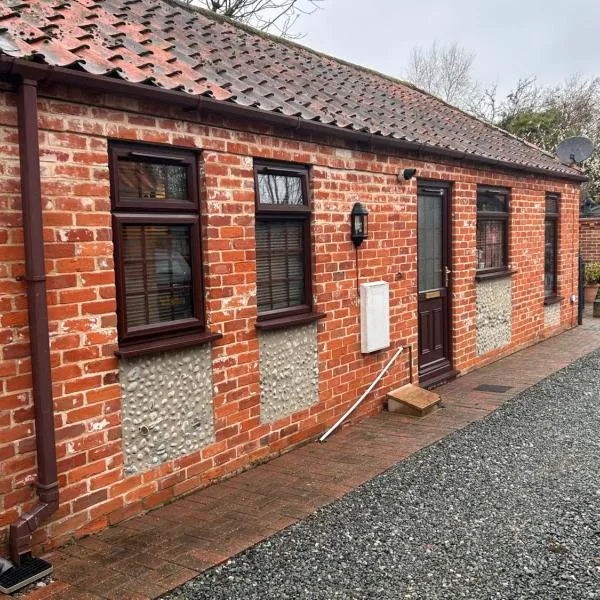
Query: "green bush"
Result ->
[[585, 262, 600, 285]]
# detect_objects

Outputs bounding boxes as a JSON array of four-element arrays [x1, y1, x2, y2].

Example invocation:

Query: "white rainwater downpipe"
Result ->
[[318, 345, 404, 443]]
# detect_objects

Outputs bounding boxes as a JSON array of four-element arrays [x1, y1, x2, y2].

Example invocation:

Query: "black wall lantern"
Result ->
[[351, 202, 369, 247]]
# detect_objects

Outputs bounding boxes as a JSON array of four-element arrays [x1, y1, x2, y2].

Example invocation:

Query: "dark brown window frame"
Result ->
[[476, 185, 511, 277], [110, 141, 220, 357], [109, 144, 199, 212], [544, 192, 560, 302], [253, 160, 325, 330]]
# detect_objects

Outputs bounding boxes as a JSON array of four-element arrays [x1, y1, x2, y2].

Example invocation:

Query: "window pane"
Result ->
[[257, 172, 304, 206], [123, 227, 143, 260], [544, 219, 557, 296], [288, 254, 303, 278], [122, 224, 194, 328], [545, 193, 559, 215], [118, 160, 189, 201], [288, 280, 304, 306], [125, 295, 146, 328], [477, 191, 507, 213], [271, 282, 291, 310], [418, 194, 443, 291], [256, 219, 305, 312], [476, 220, 506, 270]]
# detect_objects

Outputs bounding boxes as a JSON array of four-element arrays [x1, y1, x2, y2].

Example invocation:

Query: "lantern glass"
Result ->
[[350, 202, 369, 246], [354, 214, 363, 235]]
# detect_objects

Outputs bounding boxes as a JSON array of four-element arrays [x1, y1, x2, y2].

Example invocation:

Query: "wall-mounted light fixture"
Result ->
[[351, 202, 369, 247], [399, 168, 417, 181]]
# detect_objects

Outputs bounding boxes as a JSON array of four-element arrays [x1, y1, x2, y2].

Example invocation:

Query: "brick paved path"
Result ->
[[16, 317, 600, 600]]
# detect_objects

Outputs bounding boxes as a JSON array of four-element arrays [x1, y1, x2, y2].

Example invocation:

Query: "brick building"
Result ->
[[0, 0, 586, 565]]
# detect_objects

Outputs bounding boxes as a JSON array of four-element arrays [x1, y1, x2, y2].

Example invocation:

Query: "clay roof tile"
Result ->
[[0, 0, 583, 178]]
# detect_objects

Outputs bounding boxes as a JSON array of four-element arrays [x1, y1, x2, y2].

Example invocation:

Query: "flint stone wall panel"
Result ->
[[544, 302, 561, 328], [120, 345, 215, 475], [476, 277, 512, 356], [259, 322, 319, 423]]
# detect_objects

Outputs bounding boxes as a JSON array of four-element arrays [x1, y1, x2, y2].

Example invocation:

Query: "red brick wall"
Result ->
[[0, 82, 581, 554], [580, 217, 600, 264]]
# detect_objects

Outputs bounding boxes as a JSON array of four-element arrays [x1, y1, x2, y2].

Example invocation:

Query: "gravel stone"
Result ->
[[161, 351, 600, 600]]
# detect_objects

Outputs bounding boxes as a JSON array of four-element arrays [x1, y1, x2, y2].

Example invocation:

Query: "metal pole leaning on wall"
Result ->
[[318, 346, 404, 443]]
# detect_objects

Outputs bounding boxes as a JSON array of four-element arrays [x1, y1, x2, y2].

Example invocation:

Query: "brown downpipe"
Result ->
[[8, 78, 59, 567]]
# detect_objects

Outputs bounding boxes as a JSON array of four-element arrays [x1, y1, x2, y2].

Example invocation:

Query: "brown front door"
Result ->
[[417, 183, 453, 385]]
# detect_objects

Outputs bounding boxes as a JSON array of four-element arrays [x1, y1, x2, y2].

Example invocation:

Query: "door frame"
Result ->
[[416, 180, 455, 387]]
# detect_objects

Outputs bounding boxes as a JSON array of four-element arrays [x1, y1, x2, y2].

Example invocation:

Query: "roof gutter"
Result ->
[[8, 76, 59, 566], [0, 56, 587, 183]]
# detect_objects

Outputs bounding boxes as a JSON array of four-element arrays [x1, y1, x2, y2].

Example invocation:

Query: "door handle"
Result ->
[[444, 266, 452, 287]]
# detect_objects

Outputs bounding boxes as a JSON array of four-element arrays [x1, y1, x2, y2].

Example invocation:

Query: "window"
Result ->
[[544, 193, 559, 300], [476, 186, 509, 274], [254, 161, 323, 329], [110, 143, 217, 356]]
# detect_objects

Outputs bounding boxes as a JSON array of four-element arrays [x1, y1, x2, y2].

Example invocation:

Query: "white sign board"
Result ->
[[360, 281, 390, 353]]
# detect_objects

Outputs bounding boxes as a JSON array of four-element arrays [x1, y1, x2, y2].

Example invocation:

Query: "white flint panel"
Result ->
[[544, 302, 561, 327], [360, 281, 390, 353], [119, 345, 215, 475], [476, 277, 512, 356], [259, 322, 319, 423]]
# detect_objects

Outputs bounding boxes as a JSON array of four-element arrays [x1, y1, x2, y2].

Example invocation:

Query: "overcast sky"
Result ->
[[294, 0, 600, 95]]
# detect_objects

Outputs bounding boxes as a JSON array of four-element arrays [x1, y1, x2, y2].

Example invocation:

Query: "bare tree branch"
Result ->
[[467, 83, 499, 122], [184, 0, 323, 38], [498, 76, 600, 199], [405, 42, 478, 109], [405, 42, 600, 197]]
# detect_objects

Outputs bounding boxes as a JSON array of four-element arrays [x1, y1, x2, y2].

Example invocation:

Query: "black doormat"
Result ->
[[474, 384, 513, 393], [0, 556, 53, 594]]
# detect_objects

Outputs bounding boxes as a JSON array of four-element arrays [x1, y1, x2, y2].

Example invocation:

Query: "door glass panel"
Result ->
[[418, 193, 443, 292]]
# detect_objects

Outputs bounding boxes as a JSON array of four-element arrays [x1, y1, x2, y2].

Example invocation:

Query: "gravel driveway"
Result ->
[[162, 351, 600, 600]]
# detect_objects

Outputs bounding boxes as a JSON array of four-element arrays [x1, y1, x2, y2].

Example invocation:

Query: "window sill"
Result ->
[[255, 311, 326, 331], [475, 269, 516, 282], [115, 330, 222, 359], [544, 295, 562, 306]]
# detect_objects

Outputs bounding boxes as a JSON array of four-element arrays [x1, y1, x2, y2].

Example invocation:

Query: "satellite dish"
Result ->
[[556, 136, 594, 165]]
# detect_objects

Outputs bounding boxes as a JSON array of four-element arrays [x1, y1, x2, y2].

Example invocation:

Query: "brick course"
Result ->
[[0, 81, 581, 555], [580, 217, 600, 264]]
